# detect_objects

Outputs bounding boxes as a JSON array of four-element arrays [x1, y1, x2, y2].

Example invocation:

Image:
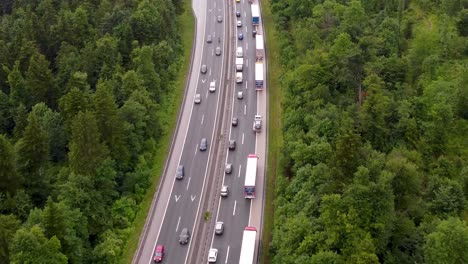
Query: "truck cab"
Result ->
[[236, 72, 243, 83]]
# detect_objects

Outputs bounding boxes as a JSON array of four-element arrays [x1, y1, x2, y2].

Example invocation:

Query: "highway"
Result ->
[[208, 0, 259, 263], [133, 0, 228, 262], [133, 0, 268, 262]]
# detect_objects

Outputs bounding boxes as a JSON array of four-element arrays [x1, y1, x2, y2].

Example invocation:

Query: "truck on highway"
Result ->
[[236, 72, 243, 83], [251, 4, 259, 25], [255, 63, 263, 89], [253, 115, 262, 132], [244, 154, 258, 199], [255, 35, 264, 61], [239, 226, 257, 264], [236, 47, 243, 57], [236, 57, 244, 71]]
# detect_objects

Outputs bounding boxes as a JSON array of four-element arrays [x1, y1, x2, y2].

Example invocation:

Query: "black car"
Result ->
[[236, 11, 240, 17], [238, 33, 243, 40]]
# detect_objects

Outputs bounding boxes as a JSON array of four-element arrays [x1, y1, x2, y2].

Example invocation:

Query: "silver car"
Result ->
[[176, 165, 184, 180], [225, 163, 233, 174], [215, 222, 224, 235], [207, 35, 212, 43], [194, 93, 201, 104], [220, 185, 229, 197], [215, 47, 221, 56], [200, 138, 208, 151], [179, 228, 190, 244]]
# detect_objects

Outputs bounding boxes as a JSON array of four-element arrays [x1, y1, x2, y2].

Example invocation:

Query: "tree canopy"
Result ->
[[0, 0, 183, 262], [270, 0, 468, 263]]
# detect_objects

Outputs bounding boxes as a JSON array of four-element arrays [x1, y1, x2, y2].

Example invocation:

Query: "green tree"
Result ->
[[4, 61, 26, 107], [68, 111, 108, 175], [424, 218, 468, 264], [0, 214, 20, 263], [0, 135, 20, 194], [132, 46, 161, 100], [12, 104, 28, 140], [15, 111, 49, 206], [58, 86, 91, 132], [93, 81, 129, 168], [360, 73, 391, 151], [25, 50, 55, 108], [9, 225, 67, 264]]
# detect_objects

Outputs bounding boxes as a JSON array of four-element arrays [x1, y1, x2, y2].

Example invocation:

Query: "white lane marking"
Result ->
[[245, 26, 248, 33], [244, 11, 246, 17], [244, 104, 247, 115], [209, 68, 212, 76], [202, 79, 206, 83], [214, 1, 216, 8], [233, 200, 237, 215], [191, 195, 196, 202], [206, 89, 209, 98], [175, 195, 181, 202], [246, 42, 248, 50], [186, 177, 191, 190], [212, 49, 214, 56], [245, 80, 248, 90], [176, 216, 181, 232], [242, 133, 245, 144], [225, 246, 230, 264], [195, 144, 198, 155], [201, 114, 205, 125], [246, 58, 249, 66], [238, 165, 242, 178]]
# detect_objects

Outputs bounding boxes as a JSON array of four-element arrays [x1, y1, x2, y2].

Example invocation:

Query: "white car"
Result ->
[[237, 20, 242, 27], [220, 185, 229, 197], [208, 248, 218, 263], [237, 91, 243, 99]]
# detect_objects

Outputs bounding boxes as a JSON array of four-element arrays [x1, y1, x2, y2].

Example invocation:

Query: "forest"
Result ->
[[269, 0, 467, 263], [0, 0, 184, 262]]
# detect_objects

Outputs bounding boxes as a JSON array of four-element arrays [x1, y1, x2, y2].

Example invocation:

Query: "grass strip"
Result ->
[[120, 1, 195, 262], [261, 0, 283, 263]]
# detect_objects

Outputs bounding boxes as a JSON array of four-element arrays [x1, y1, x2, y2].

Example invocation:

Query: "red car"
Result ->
[[153, 245, 164, 262]]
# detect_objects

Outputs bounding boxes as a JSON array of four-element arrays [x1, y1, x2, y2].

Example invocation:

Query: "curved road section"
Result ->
[[133, 0, 229, 262]]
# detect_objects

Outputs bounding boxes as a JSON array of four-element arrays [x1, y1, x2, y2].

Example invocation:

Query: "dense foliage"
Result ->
[[270, 0, 468, 263], [0, 0, 184, 262]]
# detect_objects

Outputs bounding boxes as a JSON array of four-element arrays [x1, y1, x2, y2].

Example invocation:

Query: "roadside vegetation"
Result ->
[[260, 0, 283, 263], [268, 0, 468, 263], [0, 0, 188, 262]]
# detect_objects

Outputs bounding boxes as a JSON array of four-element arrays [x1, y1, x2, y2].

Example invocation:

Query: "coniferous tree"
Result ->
[[15, 111, 49, 206]]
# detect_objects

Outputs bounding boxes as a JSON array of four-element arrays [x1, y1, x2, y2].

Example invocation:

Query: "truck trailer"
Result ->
[[251, 4, 259, 25]]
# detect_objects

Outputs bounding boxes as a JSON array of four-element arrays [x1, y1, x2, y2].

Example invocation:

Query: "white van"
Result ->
[[209, 81, 216, 92], [236, 47, 243, 57], [236, 72, 243, 83]]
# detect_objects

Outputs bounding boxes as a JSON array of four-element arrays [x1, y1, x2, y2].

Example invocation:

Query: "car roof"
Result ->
[[156, 245, 164, 251]]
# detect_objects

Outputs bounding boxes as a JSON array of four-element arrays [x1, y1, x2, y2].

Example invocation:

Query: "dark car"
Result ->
[[217, 15, 223, 23], [229, 140, 236, 150], [232, 117, 238, 126], [153, 245, 165, 262], [238, 33, 244, 40], [200, 138, 208, 151], [236, 11, 241, 17], [179, 228, 190, 244], [176, 165, 184, 180], [201, 64, 207, 74]]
